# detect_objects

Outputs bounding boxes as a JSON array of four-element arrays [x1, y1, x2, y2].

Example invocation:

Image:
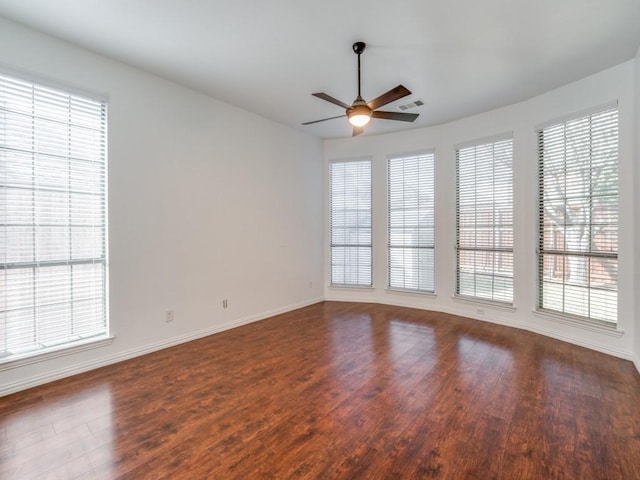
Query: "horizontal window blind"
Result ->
[[330, 160, 372, 286], [537, 106, 618, 324], [0, 72, 108, 359], [388, 152, 434, 292], [456, 137, 513, 303]]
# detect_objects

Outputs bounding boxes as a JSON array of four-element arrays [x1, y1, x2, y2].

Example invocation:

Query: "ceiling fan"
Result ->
[[302, 41, 419, 136]]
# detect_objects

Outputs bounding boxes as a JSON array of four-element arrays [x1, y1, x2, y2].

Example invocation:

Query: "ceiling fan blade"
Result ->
[[371, 110, 419, 122], [302, 115, 346, 125], [367, 85, 411, 110], [352, 126, 364, 137], [312, 92, 351, 109]]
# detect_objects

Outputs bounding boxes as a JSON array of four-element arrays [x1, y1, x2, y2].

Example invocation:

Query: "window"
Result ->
[[537, 105, 618, 324], [388, 152, 435, 292], [456, 136, 513, 303], [329, 159, 372, 286], [0, 71, 108, 361]]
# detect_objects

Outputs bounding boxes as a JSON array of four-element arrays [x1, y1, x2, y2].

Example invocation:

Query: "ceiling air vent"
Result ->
[[397, 99, 425, 111]]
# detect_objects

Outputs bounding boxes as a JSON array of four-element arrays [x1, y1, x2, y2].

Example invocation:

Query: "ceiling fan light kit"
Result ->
[[347, 103, 371, 127], [303, 41, 419, 136]]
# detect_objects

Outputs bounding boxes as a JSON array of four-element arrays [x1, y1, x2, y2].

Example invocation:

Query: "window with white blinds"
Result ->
[[330, 159, 372, 286], [0, 72, 108, 360], [456, 137, 513, 303], [537, 105, 618, 324], [388, 152, 435, 292]]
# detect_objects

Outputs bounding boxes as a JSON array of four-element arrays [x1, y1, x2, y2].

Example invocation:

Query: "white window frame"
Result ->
[[329, 158, 372, 287], [536, 104, 618, 325], [0, 69, 110, 364], [387, 151, 435, 293], [455, 134, 513, 304]]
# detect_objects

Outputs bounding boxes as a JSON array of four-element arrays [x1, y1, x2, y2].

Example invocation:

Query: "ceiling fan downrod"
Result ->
[[353, 41, 366, 101]]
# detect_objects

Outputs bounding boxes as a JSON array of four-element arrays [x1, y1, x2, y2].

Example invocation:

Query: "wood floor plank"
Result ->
[[1, 301, 639, 479]]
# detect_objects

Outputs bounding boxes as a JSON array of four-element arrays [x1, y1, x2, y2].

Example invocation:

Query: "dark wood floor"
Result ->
[[1, 302, 639, 479]]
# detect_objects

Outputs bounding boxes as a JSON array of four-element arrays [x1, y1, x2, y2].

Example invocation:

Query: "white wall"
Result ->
[[0, 18, 324, 395], [634, 46, 640, 372], [325, 60, 637, 362]]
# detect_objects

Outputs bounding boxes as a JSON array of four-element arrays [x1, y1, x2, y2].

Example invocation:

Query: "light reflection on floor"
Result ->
[[0, 384, 113, 478]]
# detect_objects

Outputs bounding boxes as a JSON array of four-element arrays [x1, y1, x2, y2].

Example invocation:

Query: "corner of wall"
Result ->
[[634, 45, 640, 373]]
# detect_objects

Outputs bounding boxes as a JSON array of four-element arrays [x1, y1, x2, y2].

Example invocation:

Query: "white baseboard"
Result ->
[[0, 297, 323, 397], [347, 296, 635, 361], [2, 294, 634, 397], [527, 323, 633, 360]]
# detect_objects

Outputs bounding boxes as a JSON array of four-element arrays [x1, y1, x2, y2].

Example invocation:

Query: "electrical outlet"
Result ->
[[309, 281, 313, 289], [165, 310, 174, 322], [222, 299, 228, 309], [476, 308, 485, 315]]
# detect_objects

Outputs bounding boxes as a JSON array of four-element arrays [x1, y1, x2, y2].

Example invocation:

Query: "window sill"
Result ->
[[452, 295, 516, 312], [386, 288, 437, 298], [533, 310, 624, 337], [328, 284, 374, 291], [0, 335, 115, 371]]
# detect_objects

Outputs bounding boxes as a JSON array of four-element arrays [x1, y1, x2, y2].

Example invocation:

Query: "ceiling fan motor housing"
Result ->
[[347, 101, 371, 116]]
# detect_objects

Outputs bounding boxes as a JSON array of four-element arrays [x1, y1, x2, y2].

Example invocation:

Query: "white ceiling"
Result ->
[[0, 0, 638, 139]]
